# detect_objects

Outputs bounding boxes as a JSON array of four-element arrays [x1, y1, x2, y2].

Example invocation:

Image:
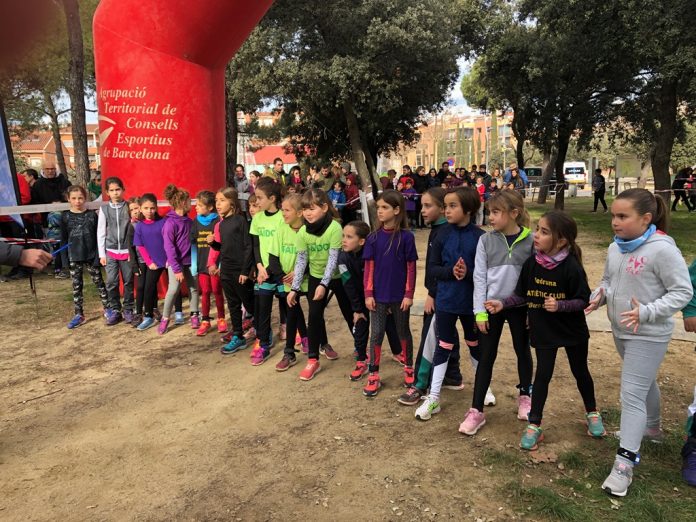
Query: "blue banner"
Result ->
[[0, 106, 22, 226]]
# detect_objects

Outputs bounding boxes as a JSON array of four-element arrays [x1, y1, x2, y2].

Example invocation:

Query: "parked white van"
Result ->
[[563, 161, 588, 189]]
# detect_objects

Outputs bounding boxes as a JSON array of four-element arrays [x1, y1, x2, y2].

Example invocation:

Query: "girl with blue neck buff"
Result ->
[[191, 190, 224, 336], [586, 188, 693, 497]]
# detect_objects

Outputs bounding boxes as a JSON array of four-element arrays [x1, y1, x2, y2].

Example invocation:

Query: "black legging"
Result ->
[[143, 267, 165, 317], [528, 341, 597, 426], [472, 307, 533, 411], [222, 273, 255, 337], [672, 190, 693, 211], [284, 294, 308, 356], [135, 262, 147, 315], [593, 190, 607, 211], [306, 276, 354, 359]]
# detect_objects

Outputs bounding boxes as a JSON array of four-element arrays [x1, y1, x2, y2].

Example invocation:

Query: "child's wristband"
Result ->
[[475, 312, 489, 322]]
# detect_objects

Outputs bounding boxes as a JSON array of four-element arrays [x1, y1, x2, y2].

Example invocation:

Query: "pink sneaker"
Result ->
[[243, 327, 256, 341], [459, 408, 486, 435], [217, 318, 228, 333], [300, 337, 309, 355], [157, 317, 169, 335], [517, 395, 532, 421]]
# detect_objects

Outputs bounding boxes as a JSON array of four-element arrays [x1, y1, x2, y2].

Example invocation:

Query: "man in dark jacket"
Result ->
[[591, 168, 608, 213], [33, 166, 70, 205], [0, 240, 52, 275], [437, 161, 451, 184]]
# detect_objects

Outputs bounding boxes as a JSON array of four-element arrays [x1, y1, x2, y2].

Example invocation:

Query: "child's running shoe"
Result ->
[[398, 386, 423, 406], [602, 458, 633, 496], [300, 337, 309, 355], [174, 312, 185, 325], [136, 317, 156, 331], [105, 308, 121, 326], [442, 377, 465, 390], [279, 323, 287, 340], [191, 314, 201, 329], [299, 358, 321, 381], [403, 366, 415, 387], [275, 354, 297, 372], [67, 314, 86, 329], [123, 309, 134, 324], [415, 395, 440, 420], [243, 327, 256, 342], [681, 437, 696, 486], [391, 351, 406, 365], [517, 395, 532, 421], [459, 408, 486, 435], [586, 411, 607, 438], [196, 320, 211, 336], [217, 318, 228, 333], [320, 344, 338, 360], [153, 308, 162, 321], [242, 317, 254, 332], [349, 361, 369, 381], [221, 331, 233, 343], [520, 424, 544, 450], [221, 335, 247, 355], [295, 333, 302, 347], [363, 372, 381, 397], [130, 313, 142, 328], [484, 387, 497, 406], [157, 317, 170, 335], [250, 345, 271, 366]]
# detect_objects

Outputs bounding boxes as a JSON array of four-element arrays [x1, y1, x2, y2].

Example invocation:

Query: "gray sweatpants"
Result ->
[[105, 257, 134, 312], [162, 266, 199, 318], [614, 336, 668, 453]]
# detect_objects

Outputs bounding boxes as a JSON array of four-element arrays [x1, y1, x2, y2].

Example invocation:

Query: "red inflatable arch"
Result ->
[[93, 0, 274, 198]]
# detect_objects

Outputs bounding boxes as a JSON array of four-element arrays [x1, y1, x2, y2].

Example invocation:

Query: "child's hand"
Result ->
[[584, 287, 604, 315], [620, 297, 642, 333], [256, 264, 268, 284], [287, 291, 297, 307], [365, 297, 376, 312], [283, 271, 294, 285], [174, 271, 184, 283], [148, 262, 158, 270], [400, 297, 413, 311], [313, 285, 326, 301], [424, 295, 435, 315], [100, 257, 107, 266], [208, 266, 219, 276], [453, 257, 467, 280], [684, 316, 696, 333], [353, 312, 367, 324], [238, 273, 247, 284], [477, 320, 489, 334], [543, 296, 558, 312], [206, 234, 214, 244], [484, 299, 503, 314]]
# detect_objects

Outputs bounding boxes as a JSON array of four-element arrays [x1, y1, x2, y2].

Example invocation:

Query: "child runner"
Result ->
[[415, 187, 483, 420], [61, 185, 109, 328], [487, 210, 605, 450], [127, 197, 146, 326], [399, 188, 466, 406], [272, 194, 310, 371], [209, 187, 256, 353], [249, 178, 286, 365], [459, 190, 534, 435], [287, 189, 345, 380], [362, 189, 418, 397], [682, 260, 696, 487], [97, 176, 134, 325], [327, 180, 346, 212], [133, 193, 167, 330], [584, 189, 692, 496], [158, 184, 200, 334], [191, 190, 225, 336]]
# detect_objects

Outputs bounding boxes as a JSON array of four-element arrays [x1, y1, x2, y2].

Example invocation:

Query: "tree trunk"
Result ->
[[225, 84, 238, 187], [510, 109, 525, 169], [638, 157, 651, 189], [61, 0, 89, 187], [651, 81, 678, 207], [344, 99, 377, 228], [536, 149, 556, 204], [553, 124, 572, 210], [42, 92, 69, 176]]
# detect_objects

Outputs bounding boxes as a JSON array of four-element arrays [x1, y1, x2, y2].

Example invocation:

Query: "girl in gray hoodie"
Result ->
[[586, 189, 693, 497]]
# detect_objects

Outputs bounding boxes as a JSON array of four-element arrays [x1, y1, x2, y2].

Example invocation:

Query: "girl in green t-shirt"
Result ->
[[249, 178, 286, 366]]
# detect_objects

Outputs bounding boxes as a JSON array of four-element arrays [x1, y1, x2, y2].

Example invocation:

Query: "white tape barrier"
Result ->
[[0, 193, 251, 217]]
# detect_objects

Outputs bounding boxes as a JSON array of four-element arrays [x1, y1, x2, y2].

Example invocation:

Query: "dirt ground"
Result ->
[[1, 228, 694, 521]]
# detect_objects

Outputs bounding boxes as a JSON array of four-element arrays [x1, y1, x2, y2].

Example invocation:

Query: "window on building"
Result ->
[[30, 158, 41, 167], [63, 140, 73, 148]]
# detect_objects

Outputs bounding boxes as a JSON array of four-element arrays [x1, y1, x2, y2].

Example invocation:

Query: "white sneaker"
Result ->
[[602, 458, 633, 497], [415, 395, 441, 421], [484, 387, 496, 406]]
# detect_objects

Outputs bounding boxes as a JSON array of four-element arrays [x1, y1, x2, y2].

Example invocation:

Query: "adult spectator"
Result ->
[[509, 167, 526, 193], [0, 240, 52, 272], [311, 164, 334, 192], [266, 157, 288, 185], [504, 162, 529, 186], [343, 173, 360, 223], [87, 170, 102, 201], [437, 161, 451, 184], [427, 168, 440, 188], [232, 164, 250, 212], [33, 166, 70, 205], [491, 167, 503, 188], [671, 167, 694, 212], [478, 163, 492, 188], [590, 168, 608, 213], [398, 165, 414, 187], [287, 165, 305, 189], [340, 162, 357, 188], [19, 168, 43, 239]]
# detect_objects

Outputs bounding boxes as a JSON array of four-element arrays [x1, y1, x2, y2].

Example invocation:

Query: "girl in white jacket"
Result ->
[[586, 188, 693, 497]]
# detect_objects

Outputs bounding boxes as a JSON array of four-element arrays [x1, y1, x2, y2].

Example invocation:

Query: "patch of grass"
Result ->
[[600, 407, 622, 428], [527, 486, 588, 521], [482, 448, 524, 470], [559, 450, 588, 470]]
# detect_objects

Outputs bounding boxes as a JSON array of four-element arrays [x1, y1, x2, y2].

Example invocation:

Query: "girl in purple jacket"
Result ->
[[158, 184, 200, 334]]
